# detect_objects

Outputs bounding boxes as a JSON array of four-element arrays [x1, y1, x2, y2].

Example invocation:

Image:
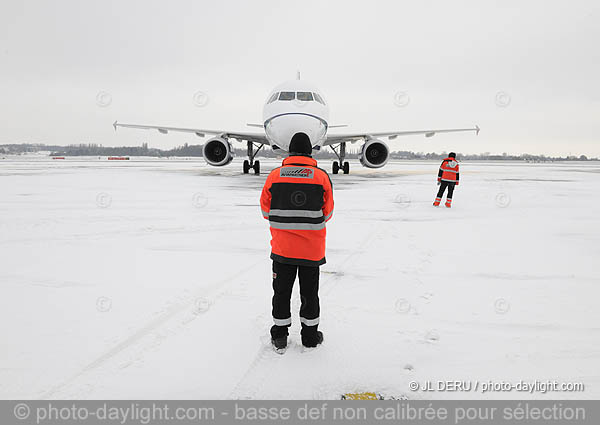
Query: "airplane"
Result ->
[[113, 73, 479, 175]]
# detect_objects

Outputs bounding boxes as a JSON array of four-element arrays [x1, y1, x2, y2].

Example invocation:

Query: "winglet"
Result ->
[[296, 71, 301, 80], [113, 120, 118, 131], [475, 125, 480, 135]]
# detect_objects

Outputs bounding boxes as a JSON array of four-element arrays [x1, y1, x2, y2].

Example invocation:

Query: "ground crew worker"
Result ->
[[434, 152, 459, 208], [260, 132, 334, 352]]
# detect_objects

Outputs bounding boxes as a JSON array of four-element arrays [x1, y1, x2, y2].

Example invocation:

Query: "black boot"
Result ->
[[270, 325, 288, 354], [271, 336, 287, 353], [301, 330, 324, 348]]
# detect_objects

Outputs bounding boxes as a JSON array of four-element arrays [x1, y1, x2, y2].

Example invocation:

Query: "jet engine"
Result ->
[[359, 139, 389, 168], [202, 137, 233, 166]]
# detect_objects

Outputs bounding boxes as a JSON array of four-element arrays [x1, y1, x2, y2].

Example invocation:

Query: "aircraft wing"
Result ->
[[323, 126, 480, 145], [113, 121, 269, 144]]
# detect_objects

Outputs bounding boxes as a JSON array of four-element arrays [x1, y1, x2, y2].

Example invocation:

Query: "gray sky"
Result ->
[[1, 0, 599, 156]]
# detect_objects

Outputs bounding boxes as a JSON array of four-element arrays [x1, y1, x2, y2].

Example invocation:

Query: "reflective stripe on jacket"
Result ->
[[260, 156, 334, 266], [437, 157, 460, 183]]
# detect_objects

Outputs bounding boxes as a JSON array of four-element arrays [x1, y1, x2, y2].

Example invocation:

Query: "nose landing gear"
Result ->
[[243, 141, 263, 175], [331, 142, 350, 174]]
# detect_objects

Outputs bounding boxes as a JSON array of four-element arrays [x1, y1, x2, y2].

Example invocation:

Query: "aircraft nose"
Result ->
[[264, 114, 326, 151]]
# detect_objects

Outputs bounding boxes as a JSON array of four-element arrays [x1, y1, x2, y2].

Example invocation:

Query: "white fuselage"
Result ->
[[262, 80, 330, 151]]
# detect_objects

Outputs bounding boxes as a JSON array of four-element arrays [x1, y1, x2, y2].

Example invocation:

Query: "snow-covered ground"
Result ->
[[1, 156, 598, 400]]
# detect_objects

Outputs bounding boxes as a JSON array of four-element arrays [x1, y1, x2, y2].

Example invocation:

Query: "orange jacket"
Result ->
[[260, 156, 334, 266], [438, 157, 460, 184]]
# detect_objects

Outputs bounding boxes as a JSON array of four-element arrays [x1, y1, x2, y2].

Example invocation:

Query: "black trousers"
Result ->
[[271, 260, 320, 341], [436, 181, 456, 199]]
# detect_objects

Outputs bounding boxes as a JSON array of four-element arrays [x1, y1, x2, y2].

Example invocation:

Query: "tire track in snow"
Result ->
[[41, 261, 262, 399], [228, 336, 285, 399]]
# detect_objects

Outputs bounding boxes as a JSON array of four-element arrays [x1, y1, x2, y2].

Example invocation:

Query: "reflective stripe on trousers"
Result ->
[[273, 316, 320, 326], [273, 317, 292, 326], [300, 317, 320, 326]]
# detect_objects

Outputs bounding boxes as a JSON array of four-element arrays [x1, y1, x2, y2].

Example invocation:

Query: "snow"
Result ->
[[1, 156, 599, 400]]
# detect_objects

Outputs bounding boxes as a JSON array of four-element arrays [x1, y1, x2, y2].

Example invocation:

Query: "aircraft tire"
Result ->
[[332, 161, 339, 174]]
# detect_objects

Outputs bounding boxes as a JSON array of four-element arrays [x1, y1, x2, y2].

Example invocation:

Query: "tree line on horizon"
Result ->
[[0, 142, 594, 162]]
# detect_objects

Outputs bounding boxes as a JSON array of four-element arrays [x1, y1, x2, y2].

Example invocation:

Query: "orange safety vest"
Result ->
[[260, 155, 334, 266], [438, 157, 460, 184]]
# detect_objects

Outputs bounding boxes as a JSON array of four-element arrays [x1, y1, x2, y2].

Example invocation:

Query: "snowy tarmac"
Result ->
[[1, 156, 599, 399]]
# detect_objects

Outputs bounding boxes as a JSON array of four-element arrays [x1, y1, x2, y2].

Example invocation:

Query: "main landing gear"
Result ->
[[243, 140, 263, 175], [331, 141, 350, 174]]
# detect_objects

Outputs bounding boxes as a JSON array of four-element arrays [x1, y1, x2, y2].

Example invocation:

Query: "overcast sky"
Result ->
[[1, 0, 599, 156]]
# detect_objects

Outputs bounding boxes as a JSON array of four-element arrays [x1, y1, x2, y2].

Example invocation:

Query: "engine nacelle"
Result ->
[[202, 137, 233, 166], [359, 139, 389, 168]]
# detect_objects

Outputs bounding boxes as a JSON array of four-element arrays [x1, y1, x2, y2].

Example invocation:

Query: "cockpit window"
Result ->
[[279, 92, 295, 101], [272, 91, 323, 103], [296, 92, 314, 101], [313, 92, 325, 105]]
